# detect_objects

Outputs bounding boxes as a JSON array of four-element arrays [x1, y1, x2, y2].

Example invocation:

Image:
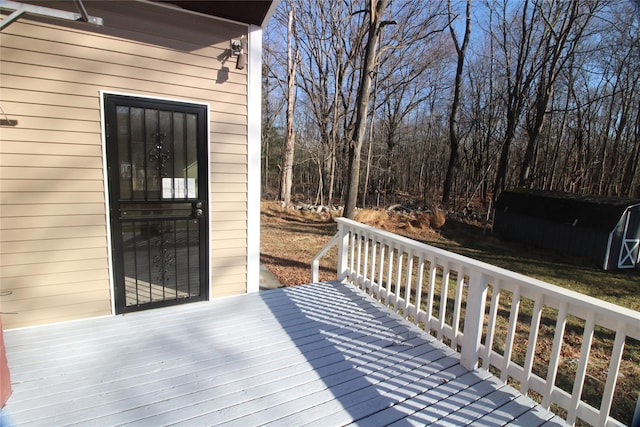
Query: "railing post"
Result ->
[[336, 221, 350, 282], [460, 270, 488, 370]]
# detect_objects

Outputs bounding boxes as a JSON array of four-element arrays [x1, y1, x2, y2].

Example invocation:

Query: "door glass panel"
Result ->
[[186, 113, 198, 199], [122, 219, 201, 307]]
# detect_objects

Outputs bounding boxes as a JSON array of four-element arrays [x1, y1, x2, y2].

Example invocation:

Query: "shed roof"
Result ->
[[495, 189, 640, 232]]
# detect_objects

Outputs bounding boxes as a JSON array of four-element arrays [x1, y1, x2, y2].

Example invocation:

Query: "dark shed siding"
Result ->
[[493, 189, 640, 269]]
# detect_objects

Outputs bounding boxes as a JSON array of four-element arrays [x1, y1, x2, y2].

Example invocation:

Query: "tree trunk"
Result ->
[[442, 0, 471, 206], [279, 10, 297, 206], [344, 0, 388, 219]]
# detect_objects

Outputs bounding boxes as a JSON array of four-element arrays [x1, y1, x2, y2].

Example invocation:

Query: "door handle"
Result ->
[[193, 201, 204, 218]]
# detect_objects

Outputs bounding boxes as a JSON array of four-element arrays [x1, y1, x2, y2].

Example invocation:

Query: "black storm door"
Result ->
[[105, 94, 208, 314]]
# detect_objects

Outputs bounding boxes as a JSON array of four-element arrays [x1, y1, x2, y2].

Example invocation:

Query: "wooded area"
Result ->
[[262, 0, 640, 214]]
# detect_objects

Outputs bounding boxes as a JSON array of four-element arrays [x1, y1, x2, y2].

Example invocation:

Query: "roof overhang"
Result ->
[[157, 1, 278, 26]]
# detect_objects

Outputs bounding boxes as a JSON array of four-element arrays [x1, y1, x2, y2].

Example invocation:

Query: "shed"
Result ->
[[0, 0, 278, 330], [492, 189, 640, 270]]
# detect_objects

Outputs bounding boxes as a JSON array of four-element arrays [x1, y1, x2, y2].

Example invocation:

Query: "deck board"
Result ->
[[2, 282, 562, 426]]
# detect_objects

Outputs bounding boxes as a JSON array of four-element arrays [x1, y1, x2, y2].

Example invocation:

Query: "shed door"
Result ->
[[618, 208, 640, 269], [105, 94, 209, 313]]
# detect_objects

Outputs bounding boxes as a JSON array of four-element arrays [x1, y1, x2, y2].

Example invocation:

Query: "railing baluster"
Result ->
[[403, 251, 414, 319], [369, 239, 378, 296], [481, 280, 501, 370], [425, 257, 437, 332], [349, 231, 356, 282], [450, 267, 465, 349], [438, 262, 451, 340], [395, 250, 403, 312], [567, 312, 596, 425], [362, 232, 370, 293], [521, 295, 544, 395], [598, 324, 627, 426], [355, 232, 363, 286], [385, 242, 394, 304], [415, 255, 425, 323], [542, 301, 568, 409], [500, 286, 521, 383], [377, 242, 386, 303]]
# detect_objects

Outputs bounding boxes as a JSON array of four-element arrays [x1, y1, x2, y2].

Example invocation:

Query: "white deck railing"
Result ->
[[312, 218, 640, 427]]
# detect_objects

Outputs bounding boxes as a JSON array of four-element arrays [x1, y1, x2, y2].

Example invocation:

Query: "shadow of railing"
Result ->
[[255, 282, 548, 425]]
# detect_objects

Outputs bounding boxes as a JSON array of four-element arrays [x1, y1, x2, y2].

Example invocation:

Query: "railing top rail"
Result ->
[[335, 217, 640, 335]]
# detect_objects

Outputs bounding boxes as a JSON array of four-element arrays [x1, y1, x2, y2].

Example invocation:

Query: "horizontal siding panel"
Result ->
[[211, 133, 247, 146], [209, 123, 247, 136], [210, 202, 246, 213], [0, 192, 105, 205], [0, 237, 107, 253], [0, 141, 102, 156], [211, 246, 246, 258], [1, 248, 107, 266], [0, 88, 98, 109], [2, 289, 110, 313], [0, 226, 107, 242], [0, 74, 246, 110], [3, 300, 111, 330], [0, 168, 102, 180], [1, 204, 105, 217], [210, 220, 246, 232], [210, 142, 247, 155], [211, 255, 246, 268], [0, 126, 100, 145], [1, 215, 105, 230], [209, 230, 246, 241], [210, 192, 246, 203], [0, 47, 246, 95], [212, 273, 246, 287], [1, 61, 246, 104], [2, 259, 109, 278], [212, 283, 246, 297], [210, 111, 246, 126], [211, 264, 246, 277], [0, 270, 109, 288], [1, 180, 104, 193], [210, 184, 247, 194], [210, 163, 248, 174], [0, 112, 100, 133], [1, 280, 107, 302], [211, 174, 247, 184], [211, 211, 247, 222], [0, 155, 102, 168], [210, 238, 246, 250], [0, 100, 99, 122], [1, 19, 247, 86], [210, 154, 245, 164]]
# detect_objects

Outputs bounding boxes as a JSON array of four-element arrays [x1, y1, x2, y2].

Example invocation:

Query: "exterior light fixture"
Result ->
[[230, 37, 246, 70]]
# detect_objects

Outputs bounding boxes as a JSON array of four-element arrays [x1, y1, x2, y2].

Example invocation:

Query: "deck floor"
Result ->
[[1, 282, 565, 426]]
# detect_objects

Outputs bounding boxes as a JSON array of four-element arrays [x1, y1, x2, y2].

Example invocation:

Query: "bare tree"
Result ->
[[518, 0, 601, 188], [442, 0, 472, 205], [278, 8, 299, 205], [344, 0, 389, 219]]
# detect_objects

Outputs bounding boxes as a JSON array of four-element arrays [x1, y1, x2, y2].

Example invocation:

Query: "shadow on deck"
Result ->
[[1, 282, 563, 426]]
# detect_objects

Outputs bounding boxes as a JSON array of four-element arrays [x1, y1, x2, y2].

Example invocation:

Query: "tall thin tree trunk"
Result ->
[[279, 10, 298, 205]]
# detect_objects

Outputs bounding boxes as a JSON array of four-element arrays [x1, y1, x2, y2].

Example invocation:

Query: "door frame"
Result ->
[[100, 91, 211, 315]]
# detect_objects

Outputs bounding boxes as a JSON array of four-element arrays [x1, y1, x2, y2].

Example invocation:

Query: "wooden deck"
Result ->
[[2, 282, 566, 426]]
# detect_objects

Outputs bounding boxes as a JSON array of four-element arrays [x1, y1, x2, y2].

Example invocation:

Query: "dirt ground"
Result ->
[[260, 200, 462, 286]]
